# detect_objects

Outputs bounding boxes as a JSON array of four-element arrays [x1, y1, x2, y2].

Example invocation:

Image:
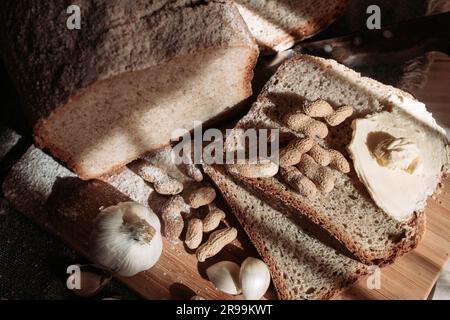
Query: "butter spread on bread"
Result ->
[[348, 95, 449, 221]]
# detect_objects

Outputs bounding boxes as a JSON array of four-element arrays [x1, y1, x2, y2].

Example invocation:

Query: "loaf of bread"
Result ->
[[234, 0, 349, 54], [0, 0, 258, 180], [204, 165, 366, 299], [224, 54, 449, 265]]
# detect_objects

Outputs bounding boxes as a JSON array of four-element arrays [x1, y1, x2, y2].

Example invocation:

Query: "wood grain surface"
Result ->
[[416, 54, 450, 134], [338, 177, 450, 299]]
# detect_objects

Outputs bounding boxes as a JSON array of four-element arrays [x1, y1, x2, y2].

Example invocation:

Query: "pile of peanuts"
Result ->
[[227, 99, 354, 199], [279, 99, 353, 198], [136, 161, 236, 262]]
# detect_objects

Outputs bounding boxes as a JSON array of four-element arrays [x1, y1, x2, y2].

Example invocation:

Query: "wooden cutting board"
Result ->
[[338, 182, 450, 299], [3, 143, 450, 300], [1, 146, 275, 300]]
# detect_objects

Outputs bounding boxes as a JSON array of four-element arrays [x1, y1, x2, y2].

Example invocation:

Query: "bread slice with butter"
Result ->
[[222, 54, 449, 265], [204, 164, 367, 300]]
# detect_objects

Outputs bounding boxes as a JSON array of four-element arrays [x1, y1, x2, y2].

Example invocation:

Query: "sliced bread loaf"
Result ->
[[225, 55, 449, 265], [234, 0, 349, 54], [0, 0, 258, 180], [204, 164, 366, 300]]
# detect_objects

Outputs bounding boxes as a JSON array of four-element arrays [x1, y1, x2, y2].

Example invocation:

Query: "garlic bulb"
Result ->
[[239, 257, 271, 300], [90, 202, 163, 277], [206, 261, 241, 295]]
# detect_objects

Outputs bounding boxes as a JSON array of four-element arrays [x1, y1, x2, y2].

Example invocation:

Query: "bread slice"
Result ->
[[234, 0, 349, 54], [0, 0, 258, 180], [224, 54, 449, 265], [204, 164, 366, 300]]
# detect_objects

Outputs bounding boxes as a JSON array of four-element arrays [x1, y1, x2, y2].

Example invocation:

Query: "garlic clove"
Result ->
[[206, 261, 242, 295], [239, 257, 271, 300], [67, 267, 111, 298]]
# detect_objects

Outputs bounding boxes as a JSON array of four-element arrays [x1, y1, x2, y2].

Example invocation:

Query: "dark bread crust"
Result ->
[[204, 164, 367, 300], [0, 0, 259, 180], [0, 0, 255, 124]]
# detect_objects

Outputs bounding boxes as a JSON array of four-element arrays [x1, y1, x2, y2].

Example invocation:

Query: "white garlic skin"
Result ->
[[91, 202, 163, 277], [206, 261, 242, 295], [239, 257, 271, 300]]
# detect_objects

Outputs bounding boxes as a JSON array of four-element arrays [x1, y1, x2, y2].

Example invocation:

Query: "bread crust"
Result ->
[[1, 0, 259, 180]]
